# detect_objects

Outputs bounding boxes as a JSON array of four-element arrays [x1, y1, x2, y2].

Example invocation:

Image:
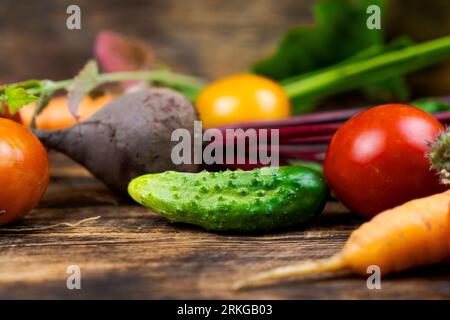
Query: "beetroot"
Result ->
[[33, 89, 199, 195]]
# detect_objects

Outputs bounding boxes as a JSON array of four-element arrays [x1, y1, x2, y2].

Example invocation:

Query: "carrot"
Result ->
[[19, 94, 114, 130], [233, 190, 450, 290]]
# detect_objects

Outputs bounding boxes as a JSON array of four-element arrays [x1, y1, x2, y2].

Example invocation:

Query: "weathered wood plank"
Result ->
[[0, 154, 449, 299]]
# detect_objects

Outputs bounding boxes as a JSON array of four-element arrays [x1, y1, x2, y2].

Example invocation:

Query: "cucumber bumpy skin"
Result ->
[[128, 166, 328, 232]]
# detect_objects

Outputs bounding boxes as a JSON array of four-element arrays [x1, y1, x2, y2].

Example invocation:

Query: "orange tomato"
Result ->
[[20, 94, 114, 130], [196, 74, 291, 128], [0, 119, 49, 225]]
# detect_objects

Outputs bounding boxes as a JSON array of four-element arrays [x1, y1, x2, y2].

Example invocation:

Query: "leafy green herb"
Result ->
[[0, 87, 37, 115], [412, 98, 450, 113]]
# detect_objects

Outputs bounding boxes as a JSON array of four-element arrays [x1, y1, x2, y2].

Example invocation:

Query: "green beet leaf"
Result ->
[[252, 0, 385, 80]]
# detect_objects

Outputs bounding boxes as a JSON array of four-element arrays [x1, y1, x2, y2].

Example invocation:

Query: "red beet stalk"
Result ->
[[213, 108, 450, 169]]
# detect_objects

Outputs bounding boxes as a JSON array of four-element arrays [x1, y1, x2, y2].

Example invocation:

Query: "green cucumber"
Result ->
[[128, 166, 328, 232]]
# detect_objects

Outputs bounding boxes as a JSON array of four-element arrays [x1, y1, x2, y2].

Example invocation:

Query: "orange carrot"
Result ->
[[233, 190, 450, 290], [20, 94, 114, 130]]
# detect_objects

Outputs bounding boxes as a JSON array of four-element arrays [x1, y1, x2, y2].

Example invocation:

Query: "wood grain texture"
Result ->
[[0, 0, 314, 82], [0, 153, 449, 299], [1, 0, 450, 99]]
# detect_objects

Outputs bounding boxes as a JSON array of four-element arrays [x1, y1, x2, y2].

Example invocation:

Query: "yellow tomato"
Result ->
[[196, 74, 291, 128]]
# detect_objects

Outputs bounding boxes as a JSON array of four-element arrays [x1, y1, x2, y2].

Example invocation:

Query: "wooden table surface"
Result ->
[[0, 153, 449, 300]]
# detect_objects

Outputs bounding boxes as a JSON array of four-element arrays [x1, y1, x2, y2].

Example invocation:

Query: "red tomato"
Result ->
[[0, 118, 49, 225], [1, 107, 22, 123], [324, 104, 446, 218]]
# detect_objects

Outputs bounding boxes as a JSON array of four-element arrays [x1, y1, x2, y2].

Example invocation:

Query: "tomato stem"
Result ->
[[428, 128, 450, 184]]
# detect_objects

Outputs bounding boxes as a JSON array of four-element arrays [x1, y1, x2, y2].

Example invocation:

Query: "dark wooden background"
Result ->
[[1, 0, 450, 98]]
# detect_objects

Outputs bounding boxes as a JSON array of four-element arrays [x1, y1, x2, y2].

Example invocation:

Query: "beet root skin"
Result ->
[[34, 89, 199, 196]]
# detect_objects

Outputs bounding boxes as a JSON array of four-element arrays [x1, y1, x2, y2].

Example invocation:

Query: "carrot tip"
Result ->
[[232, 255, 346, 290]]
